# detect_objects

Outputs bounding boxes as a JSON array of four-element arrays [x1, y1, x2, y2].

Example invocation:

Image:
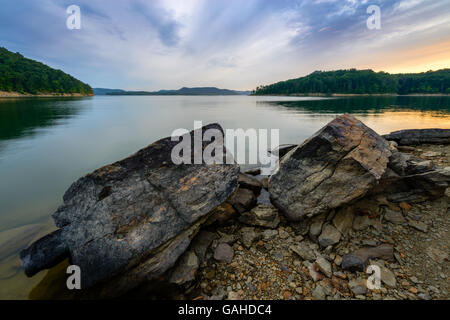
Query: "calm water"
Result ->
[[0, 95, 449, 299]]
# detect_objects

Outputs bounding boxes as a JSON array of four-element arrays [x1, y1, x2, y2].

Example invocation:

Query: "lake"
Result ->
[[0, 95, 449, 299]]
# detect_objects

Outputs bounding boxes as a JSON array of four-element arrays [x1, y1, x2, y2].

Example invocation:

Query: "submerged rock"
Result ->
[[0, 224, 45, 263], [269, 114, 392, 221], [20, 229, 68, 277], [20, 123, 239, 296]]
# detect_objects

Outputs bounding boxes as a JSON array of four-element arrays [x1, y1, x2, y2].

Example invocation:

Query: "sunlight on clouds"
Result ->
[[0, 0, 448, 90]]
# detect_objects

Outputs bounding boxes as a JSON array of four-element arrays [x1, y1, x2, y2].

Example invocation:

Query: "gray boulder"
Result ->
[[20, 123, 239, 296], [383, 128, 450, 145], [269, 114, 392, 221], [372, 160, 450, 203]]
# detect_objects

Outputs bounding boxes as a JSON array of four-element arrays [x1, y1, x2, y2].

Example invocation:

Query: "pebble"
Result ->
[[312, 286, 326, 300], [315, 257, 332, 278]]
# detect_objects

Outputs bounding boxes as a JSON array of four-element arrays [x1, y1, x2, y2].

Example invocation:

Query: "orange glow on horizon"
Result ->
[[360, 41, 450, 74]]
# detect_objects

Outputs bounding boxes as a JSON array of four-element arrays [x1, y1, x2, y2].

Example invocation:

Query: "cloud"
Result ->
[[0, 0, 448, 90]]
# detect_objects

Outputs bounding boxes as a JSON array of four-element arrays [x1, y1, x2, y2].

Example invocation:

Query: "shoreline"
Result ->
[[252, 93, 450, 97], [0, 91, 93, 98]]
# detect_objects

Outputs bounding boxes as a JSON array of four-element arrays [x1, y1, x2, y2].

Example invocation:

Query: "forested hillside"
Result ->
[[253, 69, 450, 95], [0, 47, 92, 95]]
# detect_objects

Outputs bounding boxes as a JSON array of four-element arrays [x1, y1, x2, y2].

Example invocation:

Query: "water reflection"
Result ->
[[0, 97, 90, 142], [269, 96, 450, 114]]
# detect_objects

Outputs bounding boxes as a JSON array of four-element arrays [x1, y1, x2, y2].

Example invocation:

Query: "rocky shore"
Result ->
[[21, 114, 449, 300]]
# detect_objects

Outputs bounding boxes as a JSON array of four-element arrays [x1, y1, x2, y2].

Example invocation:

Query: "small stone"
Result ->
[[399, 202, 412, 212], [305, 261, 321, 282], [208, 294, 225, 300], [418, 293, 431, 300], [428, 285, 440, 294], [283, 291, 292, 300], [349, 278, 366, 296], [375, 263, 397, 288], [278, 229, 290, 239], [272, 251, 283, 261], [334, 271, 346, 279], [341, 244, 394, 272], [333, 206, 354, 235], [247, 283, 257, 292], [238, 173, 263, 195], [240, 227, 259, 248], [218, 233, 238, 245], [227, 291, 240, 300], [262, 229, 278, 240], [309, 213, 326, 238], [239, 204, 280, 229], [315, 257, 332, 278], [409, 287, 418, 294], [290, 242, 317, 261], [312, 286, 326, 300], [228, 188, 256, 214], [421, 151, 442, 157], [426, 247, 448, 263], [318, 224, 341, 247], [353, 214, 371, 231], [384, 209, 405, 224], [205, 269, 215, 280], [362, 239, 378, 247], [214, 243, 234, 263], [408, 221, 428, 232]]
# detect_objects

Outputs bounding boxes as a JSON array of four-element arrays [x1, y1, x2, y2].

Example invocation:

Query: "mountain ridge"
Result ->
[[94, 87, 251, 96]]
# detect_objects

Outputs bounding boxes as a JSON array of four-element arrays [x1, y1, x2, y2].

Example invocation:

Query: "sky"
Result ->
[[0, 0, 449, 90]]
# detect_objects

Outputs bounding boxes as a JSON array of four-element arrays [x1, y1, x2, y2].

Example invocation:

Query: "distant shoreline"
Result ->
[[252, 93, 450, 97], [0, 91, 93, 98], [2, 91, 449, 98]]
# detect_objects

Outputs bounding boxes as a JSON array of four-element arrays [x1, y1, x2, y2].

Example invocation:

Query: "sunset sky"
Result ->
[[1, 0, 449, 90]]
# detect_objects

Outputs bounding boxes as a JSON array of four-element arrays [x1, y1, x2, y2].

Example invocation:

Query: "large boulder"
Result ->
[[269, 114, 392, 221], [383, 129, 450, 145], [20, 123, 239, 296]]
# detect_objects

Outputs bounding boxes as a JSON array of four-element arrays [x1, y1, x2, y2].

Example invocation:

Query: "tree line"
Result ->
[[253, 69, 450, 95], [0, 47, 92, 95]]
